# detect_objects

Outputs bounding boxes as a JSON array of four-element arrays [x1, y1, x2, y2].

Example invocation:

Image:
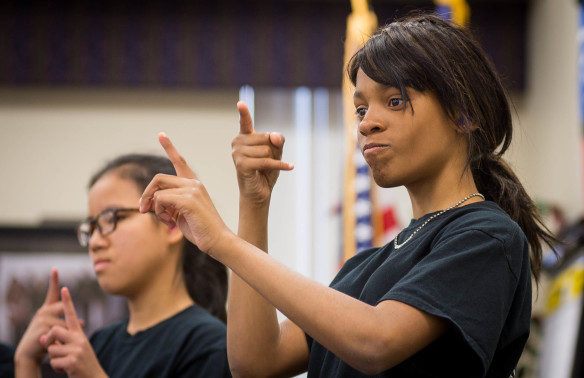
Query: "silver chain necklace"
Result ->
[[394, 193, 485, 249]]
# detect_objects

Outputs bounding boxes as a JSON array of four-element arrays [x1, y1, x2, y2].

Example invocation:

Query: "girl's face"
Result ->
[[86, 172, 171, 298], [354, 69, 467, 191]]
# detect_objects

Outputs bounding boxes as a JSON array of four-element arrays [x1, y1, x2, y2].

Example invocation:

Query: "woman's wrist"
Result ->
[[239, 194, 271, 212], [14, 353, 41, 376], [239, 196, 270, 226], [207, 228, 240, 262]]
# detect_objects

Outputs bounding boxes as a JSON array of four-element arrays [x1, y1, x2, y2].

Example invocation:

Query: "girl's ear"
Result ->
[[453, 114, 478, 133], [166, 225, 184, 245]]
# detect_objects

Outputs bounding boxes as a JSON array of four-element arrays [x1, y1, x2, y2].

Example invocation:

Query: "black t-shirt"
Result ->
[[0, 342, 15, 378], [90, 305, 231, 378], [306, 201, 531, 378]]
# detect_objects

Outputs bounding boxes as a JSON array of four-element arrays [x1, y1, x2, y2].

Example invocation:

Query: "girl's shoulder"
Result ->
[[442, 201, 524, 240]]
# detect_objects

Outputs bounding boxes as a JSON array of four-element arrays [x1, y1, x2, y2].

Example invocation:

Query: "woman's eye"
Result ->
[[102, 212, 117, 224], [355, 107, 367, 119], [389, 98, 404, 108]]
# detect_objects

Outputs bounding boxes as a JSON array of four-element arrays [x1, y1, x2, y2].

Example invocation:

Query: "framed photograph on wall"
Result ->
[[0, 225, 127, 347]]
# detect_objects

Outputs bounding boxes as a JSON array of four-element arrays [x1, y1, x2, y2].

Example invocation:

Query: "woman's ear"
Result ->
[[453, 114, 478, 133], [166, 225, 184, 245]]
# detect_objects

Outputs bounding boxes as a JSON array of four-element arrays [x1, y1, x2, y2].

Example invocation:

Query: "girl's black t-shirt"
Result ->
[[91, 305, 231, 378], [306, 201, 531, 378]]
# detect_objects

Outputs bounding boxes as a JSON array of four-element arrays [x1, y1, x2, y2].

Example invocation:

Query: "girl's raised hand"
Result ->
[[42, 287, 106, 378], [232, 101, 293, 206], [139, 133, 231, 255], [14, 268, 66, 368]]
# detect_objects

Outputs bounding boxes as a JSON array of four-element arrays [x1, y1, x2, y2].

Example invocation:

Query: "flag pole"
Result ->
[[342, 0, 377, 263]]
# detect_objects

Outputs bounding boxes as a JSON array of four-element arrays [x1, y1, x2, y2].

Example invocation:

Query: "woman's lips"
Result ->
[[363, 143, 390, 155], [93, 260, 111, 273]]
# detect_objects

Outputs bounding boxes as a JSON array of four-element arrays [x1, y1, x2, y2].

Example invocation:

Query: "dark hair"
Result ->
[[89, 154, 228, 322], [347, 13, 556, 283]]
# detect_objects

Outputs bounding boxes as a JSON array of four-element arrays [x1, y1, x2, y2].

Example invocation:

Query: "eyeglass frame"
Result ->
[[77, 207, 145, 247]]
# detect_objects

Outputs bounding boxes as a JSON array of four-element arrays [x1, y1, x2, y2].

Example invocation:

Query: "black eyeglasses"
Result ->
[[77, 207, 142, 247]]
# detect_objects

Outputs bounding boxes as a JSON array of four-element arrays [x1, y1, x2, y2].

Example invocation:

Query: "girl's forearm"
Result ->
[[227, 198, 288, 376]]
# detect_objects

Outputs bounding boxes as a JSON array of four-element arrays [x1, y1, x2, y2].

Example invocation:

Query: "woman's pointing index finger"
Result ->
[[158, 132, 197, 179]]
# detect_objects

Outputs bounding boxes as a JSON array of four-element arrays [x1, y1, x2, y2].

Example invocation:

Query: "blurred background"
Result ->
[[0, 0, 582, 377]]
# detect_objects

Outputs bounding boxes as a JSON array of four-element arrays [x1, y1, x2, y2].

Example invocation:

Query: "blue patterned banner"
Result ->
[[0, 1, 527, 90]]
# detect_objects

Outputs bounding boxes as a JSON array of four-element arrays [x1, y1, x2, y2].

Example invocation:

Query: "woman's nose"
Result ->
[[89, 227, 108, 251], [358, 111, 385, 136]]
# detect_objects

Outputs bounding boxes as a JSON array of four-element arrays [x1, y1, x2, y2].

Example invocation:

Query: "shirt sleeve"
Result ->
[[0, 343, 15, 378], [380, 225, 528, 372]]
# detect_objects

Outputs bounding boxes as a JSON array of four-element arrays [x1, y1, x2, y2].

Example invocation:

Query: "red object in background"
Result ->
[[383, 207, 398, 233]]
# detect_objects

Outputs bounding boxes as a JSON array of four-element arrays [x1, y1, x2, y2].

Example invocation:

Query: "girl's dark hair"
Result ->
[[89, 154, 228, 322], [347, 13, 556, 283]]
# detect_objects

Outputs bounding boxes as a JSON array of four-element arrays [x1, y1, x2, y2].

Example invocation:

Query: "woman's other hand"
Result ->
[[140, 133, 232, 256], [41, 288, 107, 378], [14, 269, 66, 372], [232, 101, 293, 206]]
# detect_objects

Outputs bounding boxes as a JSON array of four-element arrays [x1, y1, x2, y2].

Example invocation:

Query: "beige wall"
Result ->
[[0, 88, 241, 231]]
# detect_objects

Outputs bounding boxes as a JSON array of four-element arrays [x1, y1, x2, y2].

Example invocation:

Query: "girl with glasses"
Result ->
[[140, 13, 556, 378], [14, 154, 231, 378]]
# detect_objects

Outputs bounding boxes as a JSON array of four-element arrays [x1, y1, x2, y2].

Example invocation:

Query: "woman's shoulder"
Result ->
[[437, 201, 529, 276], [444, 201, 525, 241]]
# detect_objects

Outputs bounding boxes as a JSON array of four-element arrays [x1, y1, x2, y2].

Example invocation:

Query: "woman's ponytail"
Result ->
[[472, 155, 556, 283]]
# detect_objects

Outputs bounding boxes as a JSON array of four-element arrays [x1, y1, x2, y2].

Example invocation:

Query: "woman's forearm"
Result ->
[[227, 198, 292, 377], [219, 233, 396, 374]]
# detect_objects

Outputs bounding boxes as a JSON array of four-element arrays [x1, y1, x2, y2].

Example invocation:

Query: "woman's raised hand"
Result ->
[[139, 133, 231, 255], [14, 269, 66, 370], [41, 288, 106, 378], [232, 101, 293, 206]]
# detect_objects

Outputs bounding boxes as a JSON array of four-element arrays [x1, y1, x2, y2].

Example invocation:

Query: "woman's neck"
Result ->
[[407, 169, 481, 219], [125, 280, 194, 335]]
